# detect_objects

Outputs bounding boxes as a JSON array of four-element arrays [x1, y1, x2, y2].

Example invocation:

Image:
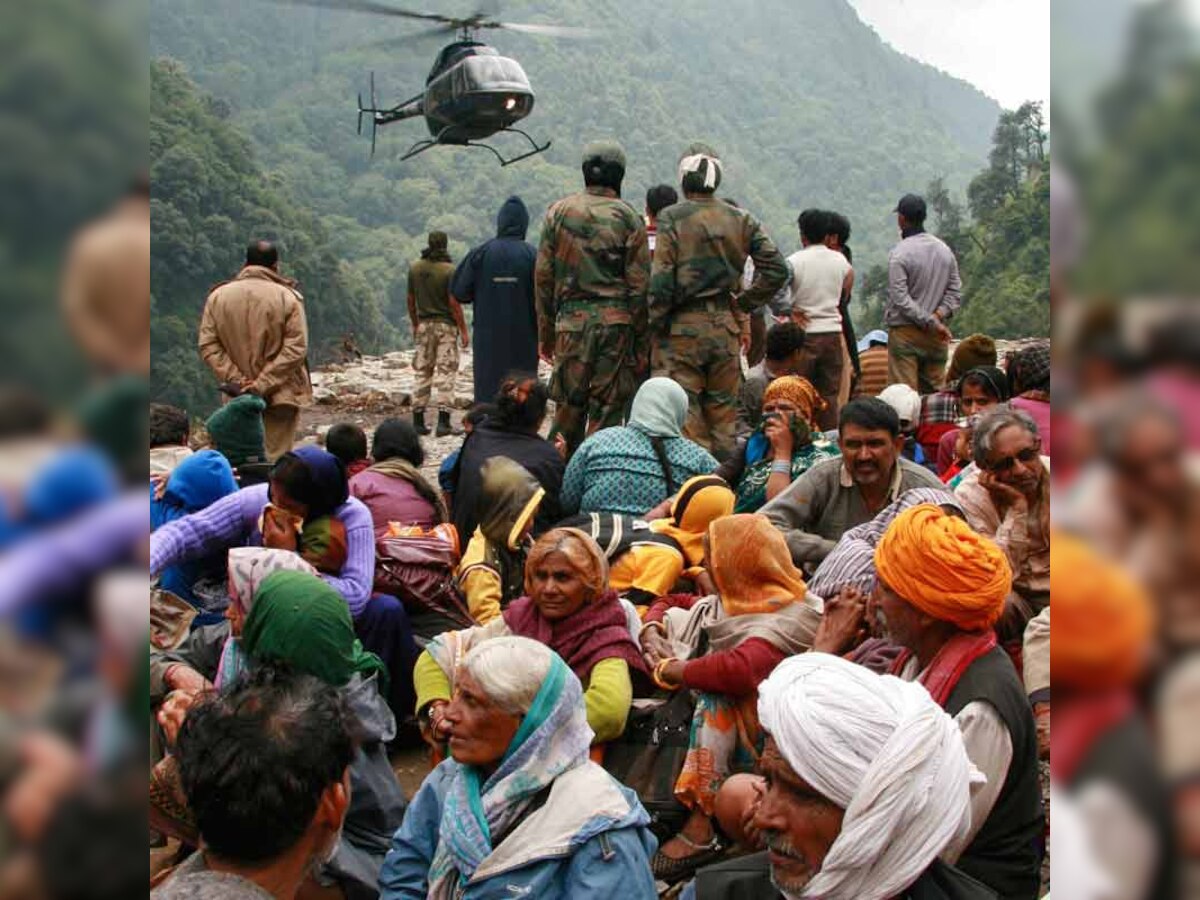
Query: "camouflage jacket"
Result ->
[[534, 186, 650, 347], [648, 197, 788, 331]]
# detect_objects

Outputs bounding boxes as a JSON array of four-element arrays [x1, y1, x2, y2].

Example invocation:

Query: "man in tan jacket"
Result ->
[[62, 176, 151, 376], [198, 241, 311, 460]]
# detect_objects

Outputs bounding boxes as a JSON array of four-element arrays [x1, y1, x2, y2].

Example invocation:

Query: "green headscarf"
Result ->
[[242, 570, 387, 689]]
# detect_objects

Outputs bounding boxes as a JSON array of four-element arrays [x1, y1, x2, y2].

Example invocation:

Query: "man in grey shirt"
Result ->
[[760, 397, 944, 567], [885, 194, 962, 393]]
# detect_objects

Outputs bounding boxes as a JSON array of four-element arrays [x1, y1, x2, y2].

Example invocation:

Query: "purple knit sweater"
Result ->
[[148, 483, 375, 617]]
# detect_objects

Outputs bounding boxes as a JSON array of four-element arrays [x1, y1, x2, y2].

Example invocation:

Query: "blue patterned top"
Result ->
[[560, 426, 718, 518]]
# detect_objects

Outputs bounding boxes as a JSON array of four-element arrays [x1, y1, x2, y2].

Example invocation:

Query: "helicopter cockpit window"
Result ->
[[459, 56, 530, 91]]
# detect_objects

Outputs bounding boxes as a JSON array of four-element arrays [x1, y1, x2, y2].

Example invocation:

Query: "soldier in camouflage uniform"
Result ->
[[409, 231, 469, 436], [535, 141, 650, 456], [649, 143, 789, 461]]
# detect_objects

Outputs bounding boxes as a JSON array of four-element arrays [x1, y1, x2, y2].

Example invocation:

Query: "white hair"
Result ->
[[461, 637, 553, 717], [972, 406, 1039, 467]]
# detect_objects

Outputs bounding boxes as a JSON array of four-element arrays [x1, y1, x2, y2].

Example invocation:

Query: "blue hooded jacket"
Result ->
[[150, 450, 237, 612], [451, 197, 539, 404]]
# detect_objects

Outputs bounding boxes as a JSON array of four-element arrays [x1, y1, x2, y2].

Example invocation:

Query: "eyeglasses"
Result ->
[[986, 443, 1041, 473]]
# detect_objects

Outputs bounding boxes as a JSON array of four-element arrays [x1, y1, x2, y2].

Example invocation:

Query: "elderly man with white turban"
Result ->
[[684, 652, 995, 899]]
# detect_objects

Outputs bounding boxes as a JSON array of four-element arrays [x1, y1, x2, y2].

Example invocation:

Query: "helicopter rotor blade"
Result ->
[[266, 0, 459, 25], [489, 21, 598, 39], [357, 23, 456, 49]]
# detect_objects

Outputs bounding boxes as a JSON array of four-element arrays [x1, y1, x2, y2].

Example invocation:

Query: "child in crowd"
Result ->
[[438, 403, 495, 518], [325, 422, 371, 479]]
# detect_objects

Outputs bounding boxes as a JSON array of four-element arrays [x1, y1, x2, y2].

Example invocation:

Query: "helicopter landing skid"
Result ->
[[397, 126, 550, 166]]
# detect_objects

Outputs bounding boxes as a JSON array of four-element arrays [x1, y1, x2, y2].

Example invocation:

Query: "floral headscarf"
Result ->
[[216, 548, 319, 690]]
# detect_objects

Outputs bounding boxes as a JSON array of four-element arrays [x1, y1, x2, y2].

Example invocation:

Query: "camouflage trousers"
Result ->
[[549, 306, 638, 455], [413, 320, 460, 412], [652, 310, 743, 461]]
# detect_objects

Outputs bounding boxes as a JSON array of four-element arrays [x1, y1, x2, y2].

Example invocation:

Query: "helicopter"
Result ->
[[278, 1, 591, 165]]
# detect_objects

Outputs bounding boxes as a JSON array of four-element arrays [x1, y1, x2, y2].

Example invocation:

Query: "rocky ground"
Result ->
[[300, 348, 555, 482], [300, 337, 1040, 478]]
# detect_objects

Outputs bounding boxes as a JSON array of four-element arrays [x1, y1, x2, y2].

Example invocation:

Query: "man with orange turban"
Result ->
[[1052, 532, 1174, 900], [869, 503, 1043, 899]]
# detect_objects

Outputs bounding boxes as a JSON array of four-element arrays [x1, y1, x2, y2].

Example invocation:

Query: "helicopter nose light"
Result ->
[[505, 96, 517, 111]]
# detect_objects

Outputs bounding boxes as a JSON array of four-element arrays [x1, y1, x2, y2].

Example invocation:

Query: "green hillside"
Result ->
[[150, 0, 1051, 413]]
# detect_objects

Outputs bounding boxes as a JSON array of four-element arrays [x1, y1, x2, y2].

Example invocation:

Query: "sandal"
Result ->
[[651, 831, 726, 882]]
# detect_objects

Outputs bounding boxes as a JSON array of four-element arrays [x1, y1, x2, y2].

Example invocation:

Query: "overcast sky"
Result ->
[[846, 0, 1049, 110]]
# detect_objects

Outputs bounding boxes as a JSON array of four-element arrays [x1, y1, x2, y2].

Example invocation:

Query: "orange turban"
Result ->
[[762, 376, 825, 430], [874, 504, 1011, 631], [1051, 531, 1154, 690]]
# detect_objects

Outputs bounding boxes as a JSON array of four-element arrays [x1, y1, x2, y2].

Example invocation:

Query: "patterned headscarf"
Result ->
[[217, 549, 322, 690], [808, 488, 960, 599], [762, 376, 825, 430], [428, 645, 592, 898], [226, 547, 316, 614]]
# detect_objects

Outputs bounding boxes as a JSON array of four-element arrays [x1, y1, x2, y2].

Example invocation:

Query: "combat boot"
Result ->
[[436, 409, 460, 437], [413, 408, 431, 436]]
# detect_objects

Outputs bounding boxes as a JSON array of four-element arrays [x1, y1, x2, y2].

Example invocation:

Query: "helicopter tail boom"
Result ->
[[357, 72, 423, 155]]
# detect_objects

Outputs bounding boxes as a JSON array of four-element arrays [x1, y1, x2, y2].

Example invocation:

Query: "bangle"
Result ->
[[770, 459, 791, 474], [653, 658, 681, 691], [639, 621, 666, 639]]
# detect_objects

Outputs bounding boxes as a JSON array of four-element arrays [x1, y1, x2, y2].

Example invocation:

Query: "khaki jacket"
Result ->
[[198, 266, 312, 407], [62, 199, 151, 375]]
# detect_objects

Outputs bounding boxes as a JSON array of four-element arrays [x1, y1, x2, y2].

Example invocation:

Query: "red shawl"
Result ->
[[918, 630, 998, 705], [502, 591, 649, 683], [1051, 691, 1136, 784]]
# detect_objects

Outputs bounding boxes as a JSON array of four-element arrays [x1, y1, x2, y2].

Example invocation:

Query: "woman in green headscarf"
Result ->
[[243, 570, 388, 688], [559, 377, 718, 518]]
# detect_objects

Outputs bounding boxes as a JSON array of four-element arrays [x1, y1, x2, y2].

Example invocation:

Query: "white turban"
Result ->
[[757, 653, 983, 900], [678, 152, 722, 190]]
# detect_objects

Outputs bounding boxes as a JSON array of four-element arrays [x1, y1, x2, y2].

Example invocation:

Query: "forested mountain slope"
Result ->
[[150, 0, 1043, 413]]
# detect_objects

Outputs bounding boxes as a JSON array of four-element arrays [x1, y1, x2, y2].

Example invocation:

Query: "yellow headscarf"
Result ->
[[709, 514, 808, 615], [651, 475, 736, 565], [874, 504, 1011, 631], [1051, 531, 1154, 690]]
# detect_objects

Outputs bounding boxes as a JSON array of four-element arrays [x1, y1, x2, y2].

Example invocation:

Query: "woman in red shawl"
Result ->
[[413, 528, 648, 752]]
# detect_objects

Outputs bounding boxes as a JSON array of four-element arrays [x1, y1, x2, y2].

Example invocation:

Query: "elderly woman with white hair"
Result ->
[[379, 636, 658, 899], [685, 653, 996, 900]]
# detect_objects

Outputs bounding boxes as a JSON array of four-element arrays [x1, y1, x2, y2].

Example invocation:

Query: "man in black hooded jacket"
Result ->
[[451, 197, 539, 404]]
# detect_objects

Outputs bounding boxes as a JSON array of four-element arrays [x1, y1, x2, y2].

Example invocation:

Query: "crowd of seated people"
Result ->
[[150, 337, 1060, 899]]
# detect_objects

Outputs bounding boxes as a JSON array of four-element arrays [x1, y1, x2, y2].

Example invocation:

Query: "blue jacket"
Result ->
[[379, 759, 658, 900], [149, 450, 237, 615]]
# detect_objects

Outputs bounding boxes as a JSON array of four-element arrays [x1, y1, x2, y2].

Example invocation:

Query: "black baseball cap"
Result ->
[[894, 193, 927, 221]]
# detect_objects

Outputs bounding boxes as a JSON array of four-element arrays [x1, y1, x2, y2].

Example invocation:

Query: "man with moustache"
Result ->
[[759, 397, 943, 567], [810, 504, 1042, 899], [684, 653, 994, 899]]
